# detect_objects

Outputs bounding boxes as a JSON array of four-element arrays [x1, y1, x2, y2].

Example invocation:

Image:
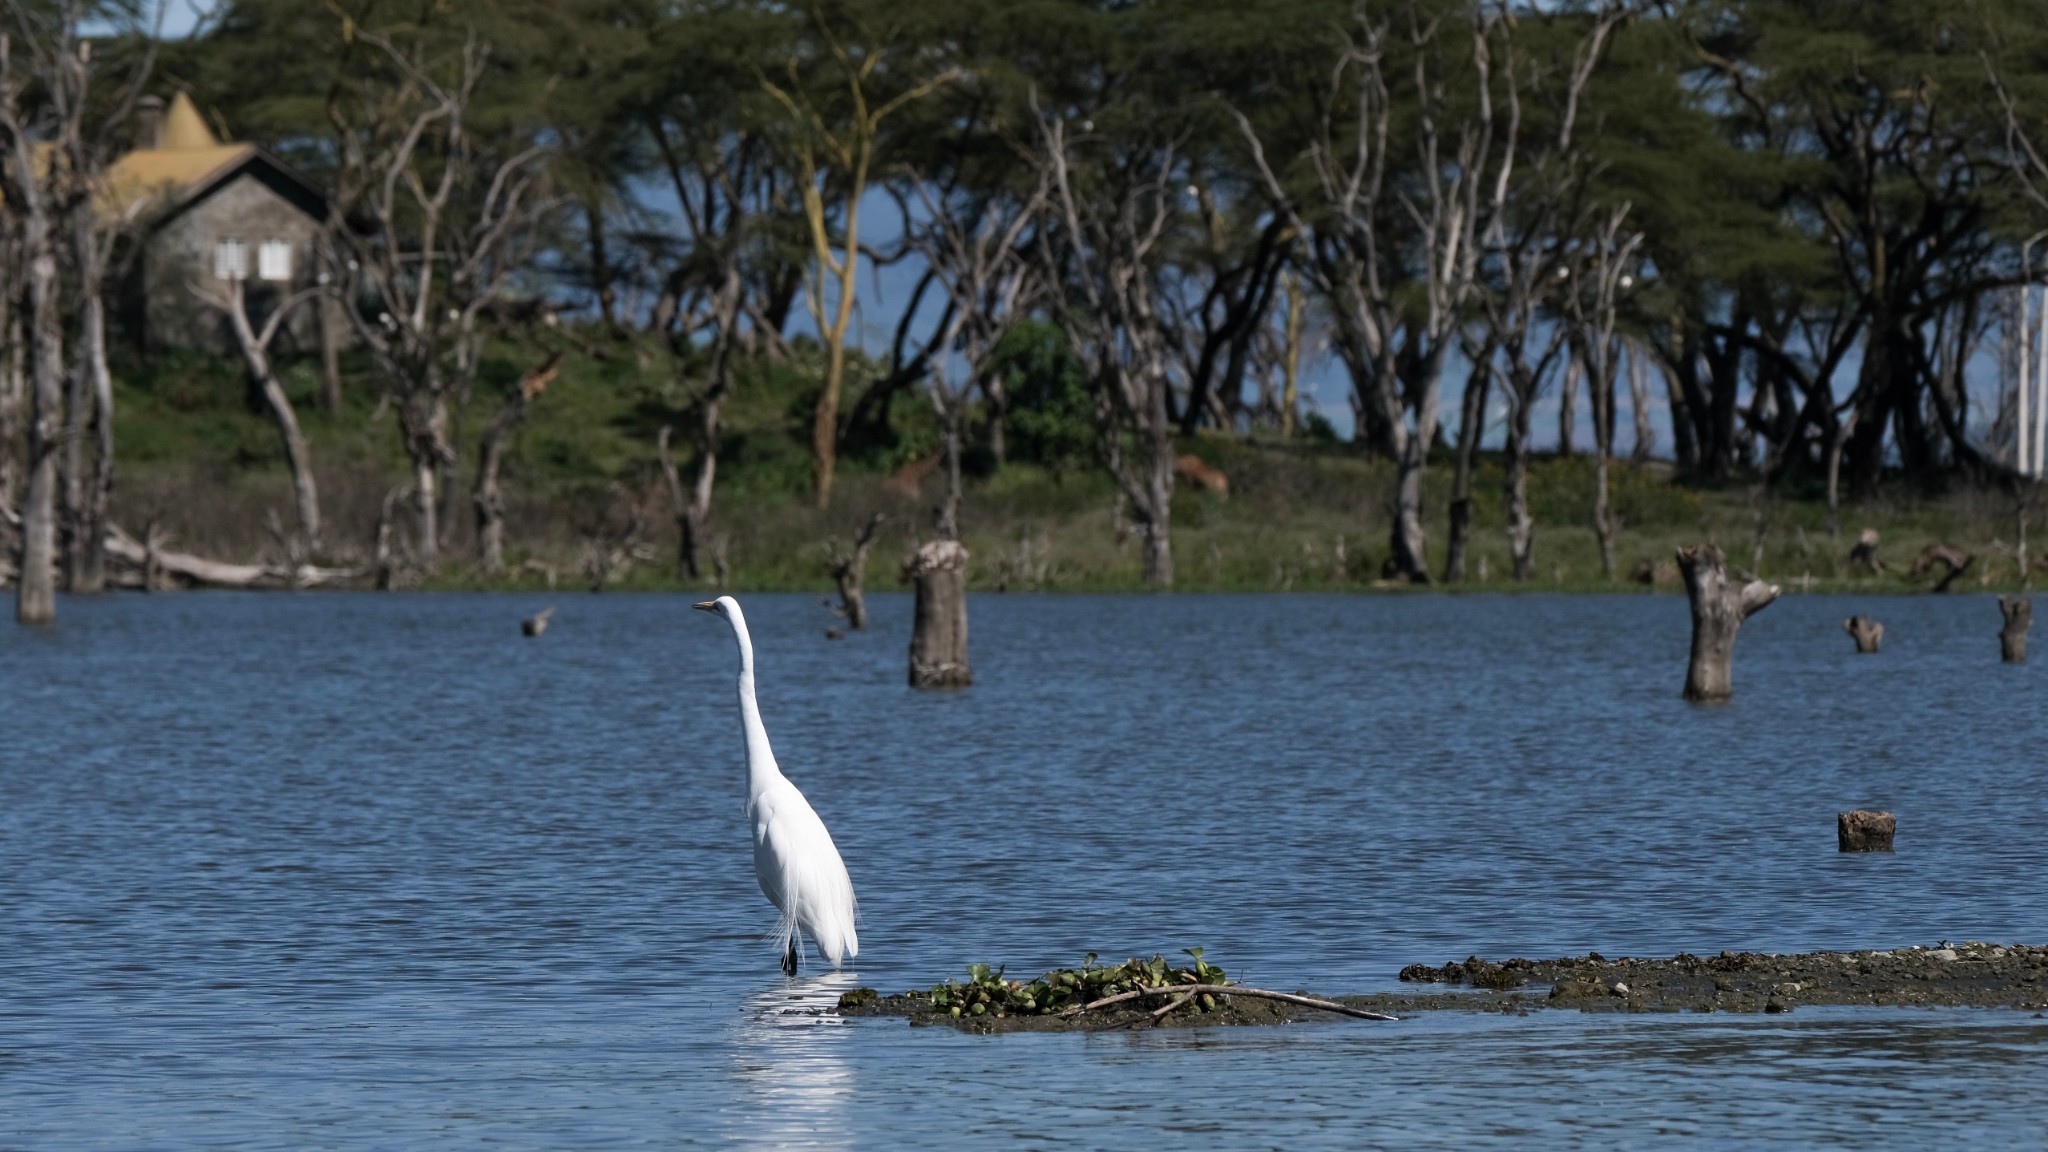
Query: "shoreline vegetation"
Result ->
[[76, 341, 2048, 598], [10, 3, 2048, 619], [834, 943, 2048, 1033]]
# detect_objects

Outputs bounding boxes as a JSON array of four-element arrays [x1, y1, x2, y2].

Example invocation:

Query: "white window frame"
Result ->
[[213, 238, 248, 281], [257, 240, 293, 283]]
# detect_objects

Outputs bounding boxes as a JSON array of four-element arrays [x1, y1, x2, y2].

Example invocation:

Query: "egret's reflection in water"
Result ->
[[728, 971, 861, 1149]]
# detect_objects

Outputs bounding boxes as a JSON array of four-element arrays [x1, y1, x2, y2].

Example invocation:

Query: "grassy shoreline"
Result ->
[[101, 344, 2044, 596]]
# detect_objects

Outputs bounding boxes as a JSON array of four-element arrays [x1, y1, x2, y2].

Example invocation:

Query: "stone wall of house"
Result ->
[[134, 170, 338, 356]]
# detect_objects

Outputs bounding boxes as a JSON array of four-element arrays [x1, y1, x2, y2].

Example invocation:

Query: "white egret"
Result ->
[[695, 595, 859, 975]]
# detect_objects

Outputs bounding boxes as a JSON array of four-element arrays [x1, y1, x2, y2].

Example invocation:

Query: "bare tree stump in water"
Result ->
[[2000, 595, 2032, 664], [1848, 528, 1884, 575], [522, 606, 555, 637], [905, 538, 972, 689], [1677, 544, 1780, 702], [825, 513, 884, 631], [1844, 615, 1883, 653], [1837, 810, 1895, 852]]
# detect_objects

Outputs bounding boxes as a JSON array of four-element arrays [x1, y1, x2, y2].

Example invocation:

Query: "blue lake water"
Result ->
[[3, 590, 2046, 1148]]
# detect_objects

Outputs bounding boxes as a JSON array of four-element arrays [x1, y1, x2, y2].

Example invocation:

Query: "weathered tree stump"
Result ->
[[1677, 544, 1780, 702], [825, 513, 885, 632], [905, 538, 972, 690], [2000, 595, 2032, 664], [1848, 528, 1884, 575], [1844, 615, 1883, 654], [522, 606, 554, 637], [1837, 810, 1896, 853]]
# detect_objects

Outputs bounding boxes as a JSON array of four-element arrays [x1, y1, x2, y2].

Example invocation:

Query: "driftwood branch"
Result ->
[[1057, 983, 1397, 1023], [101, 522, 360, 588]]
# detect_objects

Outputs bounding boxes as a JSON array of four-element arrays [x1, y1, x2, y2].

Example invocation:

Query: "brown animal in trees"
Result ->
[[1174, 454, 1229, 498]]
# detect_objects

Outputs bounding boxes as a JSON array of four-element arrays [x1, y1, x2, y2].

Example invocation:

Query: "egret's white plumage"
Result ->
[[696, 595, 858, 973]]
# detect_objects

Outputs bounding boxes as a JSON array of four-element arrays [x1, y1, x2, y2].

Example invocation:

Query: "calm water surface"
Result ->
[[3, 591, 2045, 1148]]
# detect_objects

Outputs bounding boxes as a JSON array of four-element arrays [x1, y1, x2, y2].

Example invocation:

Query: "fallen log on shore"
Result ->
[[101, 523, 363, 590]]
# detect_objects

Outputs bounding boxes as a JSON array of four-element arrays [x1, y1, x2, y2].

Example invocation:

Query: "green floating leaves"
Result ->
[[923, 950, 1231, 1019]]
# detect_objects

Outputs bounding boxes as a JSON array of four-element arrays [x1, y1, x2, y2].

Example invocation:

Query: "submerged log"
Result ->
[[905, 538, 972, 689], [522, 606, 554, 637], [2000, 595, 2032, 664], [1844, 615, 1883, 653], [1837, 810, 1896, 853], [1677, 544, 1780, 702]]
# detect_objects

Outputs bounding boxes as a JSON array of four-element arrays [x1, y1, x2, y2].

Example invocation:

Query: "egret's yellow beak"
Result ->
[[693, 600, 718, 613]]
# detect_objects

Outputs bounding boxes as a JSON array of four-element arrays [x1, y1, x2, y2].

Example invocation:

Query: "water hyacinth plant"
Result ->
[[924, 950, 1230, 1019]]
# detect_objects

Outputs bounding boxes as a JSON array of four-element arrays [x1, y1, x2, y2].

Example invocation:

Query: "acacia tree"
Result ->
[[0, 3, 158, 617], [194, 277, 326, 550], [325, 26, 553, 573], [757, 4, 958, 508], [1036, 107, 1186, 587], [1239, 1, 1501, 582], [1563, 205, 1643, 579]]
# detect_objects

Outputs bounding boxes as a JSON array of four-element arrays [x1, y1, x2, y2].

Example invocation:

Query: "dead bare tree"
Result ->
[[0, 25, 74, 621], [825, 512, 884, 630], [892, 168, 1044, 688], [1036, 107, 1182, 586], [0, 221, 20, 562], [1563, 205, 1644, 580], [1443, 330, 1497, 583], [655, 259, 744, 583], [472, 353, 561, 573], [1238, 4, 1509, 582], [326, 28, 554, 573], [195, 277, 327, 550], [901, 172, 1044, 542], [1467, 4, 1625, 583]]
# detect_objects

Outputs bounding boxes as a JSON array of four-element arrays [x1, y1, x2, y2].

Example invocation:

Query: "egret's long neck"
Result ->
[[729, 615, 784, 798]]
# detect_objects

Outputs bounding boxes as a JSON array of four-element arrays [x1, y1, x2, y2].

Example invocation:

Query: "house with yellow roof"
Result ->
[[111, 92, 335, 354]]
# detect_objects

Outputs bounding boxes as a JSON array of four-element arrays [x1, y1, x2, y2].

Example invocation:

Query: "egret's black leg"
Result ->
[[782, 937, 798, 976]]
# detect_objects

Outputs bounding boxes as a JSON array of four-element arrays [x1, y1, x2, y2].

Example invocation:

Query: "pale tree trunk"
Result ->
[[1393, 432, 1430, 580], [1, 282, 23, 555], [15, 220, 63, 623], [1505, 389, 1535, 582], [1628, 342, 1653, 463], [82, 292, 113, 591], [413, 456, 439, 568], [217, 278, 322, 548], [60, 316, 87, 590], [1677, 543, 1779, 701], [906, 538, 971, 689]]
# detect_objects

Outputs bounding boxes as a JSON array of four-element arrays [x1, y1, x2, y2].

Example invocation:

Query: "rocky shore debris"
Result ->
[[1396, 942, 2048, 1013], [1837, 809, 1895, 852]]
